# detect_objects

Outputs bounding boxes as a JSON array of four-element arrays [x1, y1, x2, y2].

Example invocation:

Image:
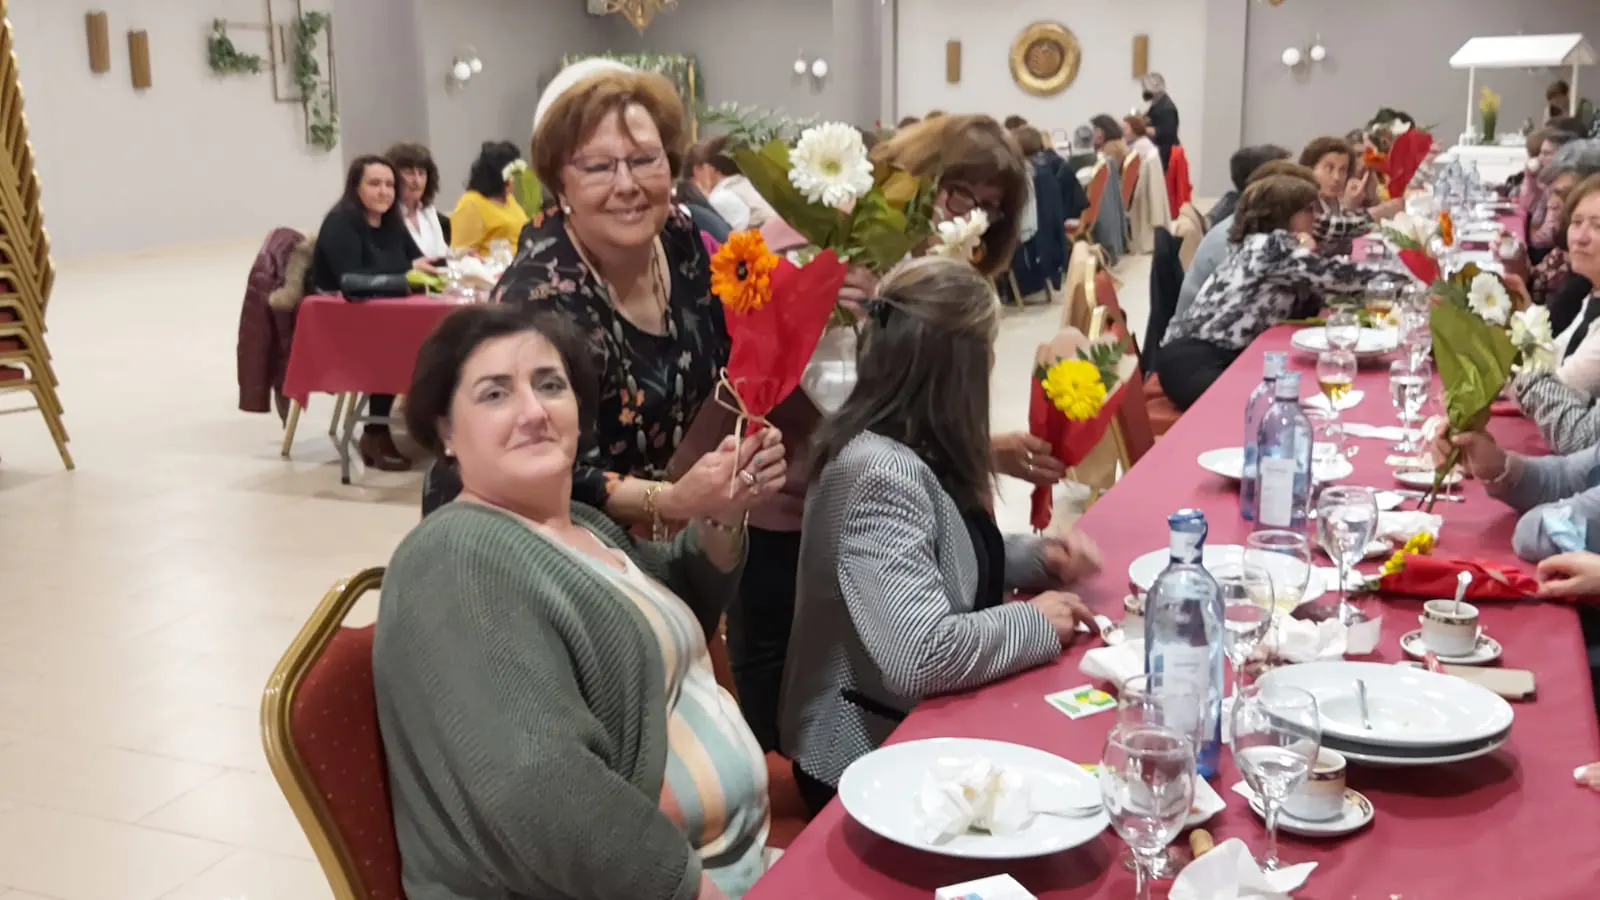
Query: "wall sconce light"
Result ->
[[810, 58, 829, 79], [448, 48, 483, 88], [792, 52, 829, 84], [1282, 36, 1328, 70], [793, 57, 808, 76], [1281, 47, 1303, 67]]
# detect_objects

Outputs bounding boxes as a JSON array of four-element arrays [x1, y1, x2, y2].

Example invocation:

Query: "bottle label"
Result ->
[[1257, 457, 1296, 527], [1150, 646, 1212, 742]]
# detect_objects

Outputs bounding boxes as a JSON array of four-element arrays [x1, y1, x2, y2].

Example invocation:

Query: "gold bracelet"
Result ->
[[644, 482, 668, 542]]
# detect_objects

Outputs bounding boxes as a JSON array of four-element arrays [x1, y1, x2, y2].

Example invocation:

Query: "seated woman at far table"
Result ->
[[779, 257, 1101, 816], [1300, 136, 1403, 258], [309, 154, 439, 471], [449, 140, 530, 257], [1156, 174, 1396, 410]]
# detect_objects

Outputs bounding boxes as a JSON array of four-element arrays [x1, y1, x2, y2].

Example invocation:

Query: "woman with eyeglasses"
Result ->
[[422, 59, 780, 533]]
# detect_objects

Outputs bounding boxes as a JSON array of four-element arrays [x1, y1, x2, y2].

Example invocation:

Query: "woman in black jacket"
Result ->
[[1142, 73, 1181, 172], [309, 154, 437, 471]]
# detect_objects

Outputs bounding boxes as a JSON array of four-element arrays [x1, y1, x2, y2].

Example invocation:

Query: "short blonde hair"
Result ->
[[530, 69, 687, 197]]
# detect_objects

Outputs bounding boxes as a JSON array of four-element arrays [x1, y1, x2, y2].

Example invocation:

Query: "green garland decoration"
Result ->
[[292, 12, 338, 151], [206, 19, 263, 75]]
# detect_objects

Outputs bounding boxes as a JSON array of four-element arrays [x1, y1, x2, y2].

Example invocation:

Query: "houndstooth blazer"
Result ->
[[778, 431, 1063, 788]]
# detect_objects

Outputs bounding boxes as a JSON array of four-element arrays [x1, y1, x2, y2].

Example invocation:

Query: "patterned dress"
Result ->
[[548, 532, 771, 897], [494, 209, 730, 508]]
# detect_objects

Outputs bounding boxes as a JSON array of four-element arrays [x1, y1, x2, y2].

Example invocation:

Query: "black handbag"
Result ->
[[338, 272, 412, 300]]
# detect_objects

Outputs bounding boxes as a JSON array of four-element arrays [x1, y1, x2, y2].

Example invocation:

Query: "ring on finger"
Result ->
[[739, 469, 758, 486]]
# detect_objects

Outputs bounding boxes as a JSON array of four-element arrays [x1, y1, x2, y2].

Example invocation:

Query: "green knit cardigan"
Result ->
[[372, 501, 744, 900]]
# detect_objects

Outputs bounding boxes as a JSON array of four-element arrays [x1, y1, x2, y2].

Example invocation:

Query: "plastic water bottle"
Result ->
[[1253, 372, 1313, 530], [1241, 352, 1288, 521], [1143, 509, 1225, 778]]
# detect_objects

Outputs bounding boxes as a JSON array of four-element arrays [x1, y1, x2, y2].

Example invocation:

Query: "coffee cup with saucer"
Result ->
[[1420, 599, 1480, 658], [1283, 748, 1347, 822]]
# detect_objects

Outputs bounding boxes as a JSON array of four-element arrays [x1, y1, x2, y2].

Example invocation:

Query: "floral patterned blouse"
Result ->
[[493, 209, 729, 509]]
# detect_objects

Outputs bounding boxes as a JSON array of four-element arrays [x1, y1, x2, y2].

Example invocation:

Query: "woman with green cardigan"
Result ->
[[373, 304, 788, 899]]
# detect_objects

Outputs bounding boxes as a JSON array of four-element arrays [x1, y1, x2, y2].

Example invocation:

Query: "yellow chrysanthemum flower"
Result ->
[[1381, 531, 1435, 578], [1042, 358, 1108, 421]]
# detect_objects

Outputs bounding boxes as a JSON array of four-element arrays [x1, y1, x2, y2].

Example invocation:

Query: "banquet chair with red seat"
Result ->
[[1120, 155, 1142, 212], [1069, 165, 1109, 242], [262, 568, 405, 900]]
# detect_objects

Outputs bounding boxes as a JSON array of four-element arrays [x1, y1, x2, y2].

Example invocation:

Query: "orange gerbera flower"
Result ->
[[1362, 147, 1388, 170], [710, 230, 779, 314], [1438, 211, 1455, 247]]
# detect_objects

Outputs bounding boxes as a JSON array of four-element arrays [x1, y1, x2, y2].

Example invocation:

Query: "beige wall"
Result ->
[[10, 0, 343, 260]]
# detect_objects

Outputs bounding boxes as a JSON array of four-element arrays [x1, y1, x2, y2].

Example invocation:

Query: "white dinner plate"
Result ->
[[1399, 630, 1504, 665], [1197, 447, 1352, 484], [1257, 660, 1513, 748], [1321, 732, 1510, 768], [1249, 789, 1374, 837], [1394, 468, 1462, 489], [1291, 327, 1398, 357], [836, 738, 1108, 859], [1126, 544, 1329, 603]]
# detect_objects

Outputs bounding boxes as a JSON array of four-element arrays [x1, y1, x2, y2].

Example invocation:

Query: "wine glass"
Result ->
[[1230, 684, 1321, 871], [1116, 674, 1207, 878], [1399, 306, 1432, 369], [1389, 357, 1433, 453], [1100, 723, 1196, 900], [1304, 407, 1353, 481], [1227, 561, 1279, 697], [1315, 350, 1357, 419], [1244, 529, 1313, 615], [1316, 486, 1380, 622], [1364, 280, 1399, 321], [1324, 308, 1361, 352]]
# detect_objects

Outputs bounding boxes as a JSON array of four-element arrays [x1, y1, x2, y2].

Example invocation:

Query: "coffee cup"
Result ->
[[1421, 599, 1480, 657], [1282, 747, 1347, 821]]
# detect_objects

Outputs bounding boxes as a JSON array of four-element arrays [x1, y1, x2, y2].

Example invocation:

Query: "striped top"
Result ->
[[555, 533, 771, 897]]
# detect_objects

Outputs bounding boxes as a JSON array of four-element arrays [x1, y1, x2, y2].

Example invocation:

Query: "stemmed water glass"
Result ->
[[1100, 723, 1197, 900], [1315, 350, 1357, 419], [1389, 357, 1432, 453], [1244, 529, 1313, 615], [1399, 306, 1433, 369], [1116, 674, 1207, 879], [1230, 684, 1322, 871], [1316, 485, 1380, 622], [1324, 308, 1361, 353]]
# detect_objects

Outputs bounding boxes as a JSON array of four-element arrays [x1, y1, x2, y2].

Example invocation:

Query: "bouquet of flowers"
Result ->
[[1479, 87, 1501, 143], [1027, 328, 1135, 530], [503, 159, 543, 220]]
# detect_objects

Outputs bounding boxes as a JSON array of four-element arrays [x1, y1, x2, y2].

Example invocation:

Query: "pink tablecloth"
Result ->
[[749, 326, 1600, 899], [281, 294, 462, 404]]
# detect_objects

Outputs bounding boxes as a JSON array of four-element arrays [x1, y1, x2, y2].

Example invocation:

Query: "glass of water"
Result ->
[[1316, 485, 1380, 622], [1100, 723, 1196, 900], [1324, 307, 1361, 352], [1399, 306, 1433, 369], [1116, 674, 1206, 878], [1389, 357, 1432, 452], [1231, 684, 1321, 871]]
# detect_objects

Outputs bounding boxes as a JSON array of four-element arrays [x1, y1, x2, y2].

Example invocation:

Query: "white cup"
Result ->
[[1420, 599, 1480, 657], [1282, 747, 1347, 822]]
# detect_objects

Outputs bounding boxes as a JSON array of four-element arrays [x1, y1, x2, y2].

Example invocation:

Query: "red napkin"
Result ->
[[1387, 130, 1433, 197], [1398, 248, 1439, 285], [1028, 379, 1127, 531], [1375, 555, 1540, 601], [722, 250, 850, 431]]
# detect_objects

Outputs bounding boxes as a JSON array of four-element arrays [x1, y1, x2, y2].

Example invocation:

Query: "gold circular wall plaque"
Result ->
[[1010, 22, 1081, 97]]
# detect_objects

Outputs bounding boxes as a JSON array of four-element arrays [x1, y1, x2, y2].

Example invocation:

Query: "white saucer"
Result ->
[[1394, 468, 1462, 489], [1248, 789, 1374, 837], [1399, 630, 1503, 665]]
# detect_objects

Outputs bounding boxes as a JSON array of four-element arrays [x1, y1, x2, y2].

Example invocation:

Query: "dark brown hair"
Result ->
[[1229, 145, 1292, 190], [1247, 160, 1316, 187], [810, 256, 1000, 510], [1012, 125, 1047, 156], [406, 304, 599, 458], [871, 114, 1028, 276], [687, 135, 739, 176], [896, 115, 922, 128], [335, 155, 401, 226], [385, 142, 440, 207], [1527, 127, 1554, 157], [530, 69, 687, 198], [1003, 115, 1028, 130], [1299, 136, 1353, 171], [1229, 175, 1320, 244]]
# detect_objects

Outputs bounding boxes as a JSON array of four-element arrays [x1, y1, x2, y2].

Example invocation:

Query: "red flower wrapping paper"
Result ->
[[722, 250, 850, 430], [1376, 555, 1540, 601]]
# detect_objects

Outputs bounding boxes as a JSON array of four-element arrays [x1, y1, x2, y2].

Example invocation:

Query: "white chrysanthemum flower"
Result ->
[[1467, 272, 1511, 326], [1510, 304, 1552, 347], [788, 123, 875, 208], [502, 159, 528, 182], [1391, 120, 1412, 135], [929, 210, 990, 263], [1382, 211, 1435, 246]]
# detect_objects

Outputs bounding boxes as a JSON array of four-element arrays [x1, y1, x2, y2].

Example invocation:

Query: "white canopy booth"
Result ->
[[1441, 33, 1595, 183]]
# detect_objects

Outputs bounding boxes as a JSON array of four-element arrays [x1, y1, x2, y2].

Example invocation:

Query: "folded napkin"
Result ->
[[915, 759, 1092, 843], [1373, 555, 1539, 601], [1170, 837, 1316, 900], [1302, 390, 1364, 413], [1377, 510, 1443, 544], [1081, 639, 1144, 687], [1342, 423, 1407, 441], [1267, 616, 1346, 663]]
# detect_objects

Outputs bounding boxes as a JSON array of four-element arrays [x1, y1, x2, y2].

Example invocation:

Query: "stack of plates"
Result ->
[[1127, 544, 1333, 605], [1258, 661, 1513, 766], [1290, 328, 1398, 359]]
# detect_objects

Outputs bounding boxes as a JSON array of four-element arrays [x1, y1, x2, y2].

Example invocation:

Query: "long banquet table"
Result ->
[[748, 325, 1600, 899]]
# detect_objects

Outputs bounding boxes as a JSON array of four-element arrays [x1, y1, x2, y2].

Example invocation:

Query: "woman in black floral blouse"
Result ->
[[422, 60, 780, 531], [1156, 174, 1396, 409]]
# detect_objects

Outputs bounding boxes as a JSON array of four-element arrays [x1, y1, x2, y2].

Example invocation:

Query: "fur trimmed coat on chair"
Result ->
[[237, 229, 313, 418]]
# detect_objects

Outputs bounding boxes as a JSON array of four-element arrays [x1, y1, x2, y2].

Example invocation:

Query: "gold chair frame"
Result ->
[[261, 567, 387, 900]]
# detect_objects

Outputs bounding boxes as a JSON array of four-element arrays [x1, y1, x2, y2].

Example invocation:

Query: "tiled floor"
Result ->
[[0, 241, 1150, 899]]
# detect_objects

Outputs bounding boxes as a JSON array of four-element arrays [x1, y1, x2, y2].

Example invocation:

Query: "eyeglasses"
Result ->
[[943, 184, 1005, 225], [569, 152, 669, 187]]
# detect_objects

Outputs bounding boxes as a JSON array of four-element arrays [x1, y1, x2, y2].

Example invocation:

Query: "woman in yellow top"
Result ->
[[449, 140, 529, 255]]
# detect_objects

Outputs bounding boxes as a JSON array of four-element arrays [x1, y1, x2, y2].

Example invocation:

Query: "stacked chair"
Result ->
[[0, 8, 67, 469]]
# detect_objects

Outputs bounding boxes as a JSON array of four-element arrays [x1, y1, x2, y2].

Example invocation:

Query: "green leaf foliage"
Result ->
[[731, 141, 848, 248]]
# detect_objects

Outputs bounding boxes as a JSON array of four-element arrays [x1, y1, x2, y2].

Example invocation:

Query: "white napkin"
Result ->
[[914, 759, 1091, 843], [1302, 390, 1363, 413], [1342, 423, 1406, 441], [1170, 837, 1316, 900], [1377, 510, 1443, 544], [1081, 639, 1144, 687], [1267, 616, 1346, 663]]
